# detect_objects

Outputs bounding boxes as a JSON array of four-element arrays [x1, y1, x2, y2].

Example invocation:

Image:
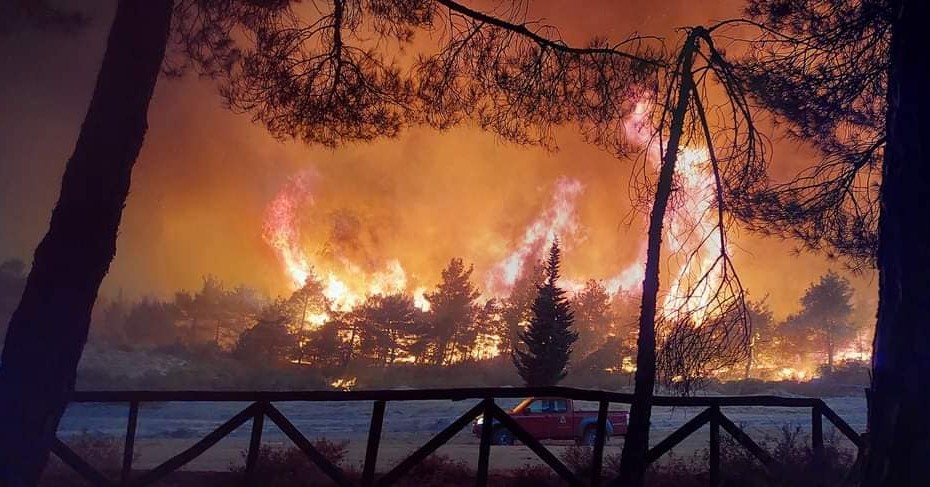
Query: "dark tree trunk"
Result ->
[[616, 31, 700, 487], [863, 0, 930, 485], [744, 336, 754, 380], [0, 1, 173, 484]]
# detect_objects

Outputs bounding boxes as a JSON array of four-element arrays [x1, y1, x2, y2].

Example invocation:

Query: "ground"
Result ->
[[57, 395, 866, 473]]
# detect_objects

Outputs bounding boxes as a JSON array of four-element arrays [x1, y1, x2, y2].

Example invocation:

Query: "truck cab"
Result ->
[[473, 397, 628, 445]]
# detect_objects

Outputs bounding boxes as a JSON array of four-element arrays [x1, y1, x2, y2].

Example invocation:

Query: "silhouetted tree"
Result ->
[[512, 240, 577, 386], [734, 1, 886, 266], [189, 275, 225, 342], [735, 3, 930, 480], [355, 293, 419, 365], [168, 276, 251, 346], [744, 298, 775, 379], [0, 259, 27, 345], [775, 312, 810, 366], [0, 3, 174, 479], [474, 298, 506, 361], [330, 310, 361, 367], [123, 298, 182, 346], [281, 272, 330, 363], [301, 321, 345, 367], [89, 291, 130, 344], [614, 26, 759, 482], [571, 280, 613, 360], [234, 317, 294, 366], [500, 261, 544, 354], [424, 258, 480, 364], [799, 272, 855, 370], [221, 285, 265, 345], [610, 290, 642, 363]]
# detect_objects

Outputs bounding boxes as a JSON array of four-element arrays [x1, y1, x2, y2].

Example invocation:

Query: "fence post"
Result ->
[[477, 398, 494, 487], [591, 400, 609, 487], [362, 400, 386, 487], [245, 402, 265, 486], [812, 403, 825, 485], [709, 405, 720, 487], [120, 400, 139, 487]]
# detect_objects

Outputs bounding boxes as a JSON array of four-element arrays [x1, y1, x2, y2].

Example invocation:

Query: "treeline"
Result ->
[[745, 271, 868, 377], [0, 257, 868, 381], [83, 257, 640, 375]]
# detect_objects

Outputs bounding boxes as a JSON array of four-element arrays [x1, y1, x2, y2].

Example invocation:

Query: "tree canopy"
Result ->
[[512, 240, 577, 387]]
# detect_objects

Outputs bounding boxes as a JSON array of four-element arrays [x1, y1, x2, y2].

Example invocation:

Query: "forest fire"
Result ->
[[246, 83, 868, 382], [2, 0, 911, 483], [261, 97, 734, 359], [263, 170, 411, 315]]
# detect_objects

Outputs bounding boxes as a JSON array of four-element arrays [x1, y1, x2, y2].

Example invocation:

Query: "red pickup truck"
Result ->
[[473, 397, 628, 446]]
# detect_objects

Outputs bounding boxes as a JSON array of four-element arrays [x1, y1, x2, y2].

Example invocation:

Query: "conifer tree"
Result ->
[[512, 239, 577, 387], [424, 258, 480, 365]]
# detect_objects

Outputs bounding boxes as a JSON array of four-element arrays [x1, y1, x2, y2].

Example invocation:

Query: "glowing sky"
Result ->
[[0, 0, 877, 321]]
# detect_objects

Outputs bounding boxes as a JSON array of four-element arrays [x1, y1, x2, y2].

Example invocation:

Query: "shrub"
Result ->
[[561, 445, 594, 477], [40, 433, 125, 486], [498, 464, 558, 486], [230, 438, 350, 487], [708, 423, 854, 487], [397, 453, 473, 486], [561, 423, 856, 487], [817, 360, 870, 385]]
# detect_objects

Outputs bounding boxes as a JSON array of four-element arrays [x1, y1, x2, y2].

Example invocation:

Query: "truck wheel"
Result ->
[[581, 427, 601, 446], [493, 428, 514, 446]]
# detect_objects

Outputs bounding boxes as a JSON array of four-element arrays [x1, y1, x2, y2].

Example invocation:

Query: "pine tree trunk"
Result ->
[[0, 1, 173, 484], [863, 1, 930, 484], [616, 31, 700, 487], [744, 336, 754, 380]]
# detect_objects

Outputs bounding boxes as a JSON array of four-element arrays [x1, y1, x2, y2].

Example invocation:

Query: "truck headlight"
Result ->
[[476, 416, 484, 425]]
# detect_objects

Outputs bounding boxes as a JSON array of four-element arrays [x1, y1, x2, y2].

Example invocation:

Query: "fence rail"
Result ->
[[53, 387, 864, 487]]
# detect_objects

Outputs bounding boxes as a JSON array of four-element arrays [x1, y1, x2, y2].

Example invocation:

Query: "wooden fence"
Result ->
[[53, 387, 864, 487]]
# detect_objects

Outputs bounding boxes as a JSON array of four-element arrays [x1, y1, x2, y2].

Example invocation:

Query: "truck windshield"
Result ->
[[513, 398, 569, 414], [512, 398, 534, 413]]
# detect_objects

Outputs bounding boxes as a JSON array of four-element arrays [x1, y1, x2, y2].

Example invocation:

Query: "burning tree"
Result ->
[[423, 258, 481, 365], [354, 293, 420, 366], [512, 240, 577, 386], [499, 261, 544, 354], [570, 279, 614, 361], [280, 271, 330, 363], [233, 316, 294, 366]]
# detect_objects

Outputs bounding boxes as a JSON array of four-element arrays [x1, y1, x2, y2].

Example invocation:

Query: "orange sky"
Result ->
[[0, 0, 877, 321]]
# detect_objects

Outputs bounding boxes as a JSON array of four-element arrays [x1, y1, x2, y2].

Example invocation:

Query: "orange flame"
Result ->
[[263, 95, 731, 360], [263, 170, 410, 313], [263, 170, 316, 287], [485, 177, 583, 296]]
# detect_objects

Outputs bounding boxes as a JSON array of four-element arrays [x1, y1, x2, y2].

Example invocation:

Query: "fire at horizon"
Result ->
[[261, 97, 734, 342]]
